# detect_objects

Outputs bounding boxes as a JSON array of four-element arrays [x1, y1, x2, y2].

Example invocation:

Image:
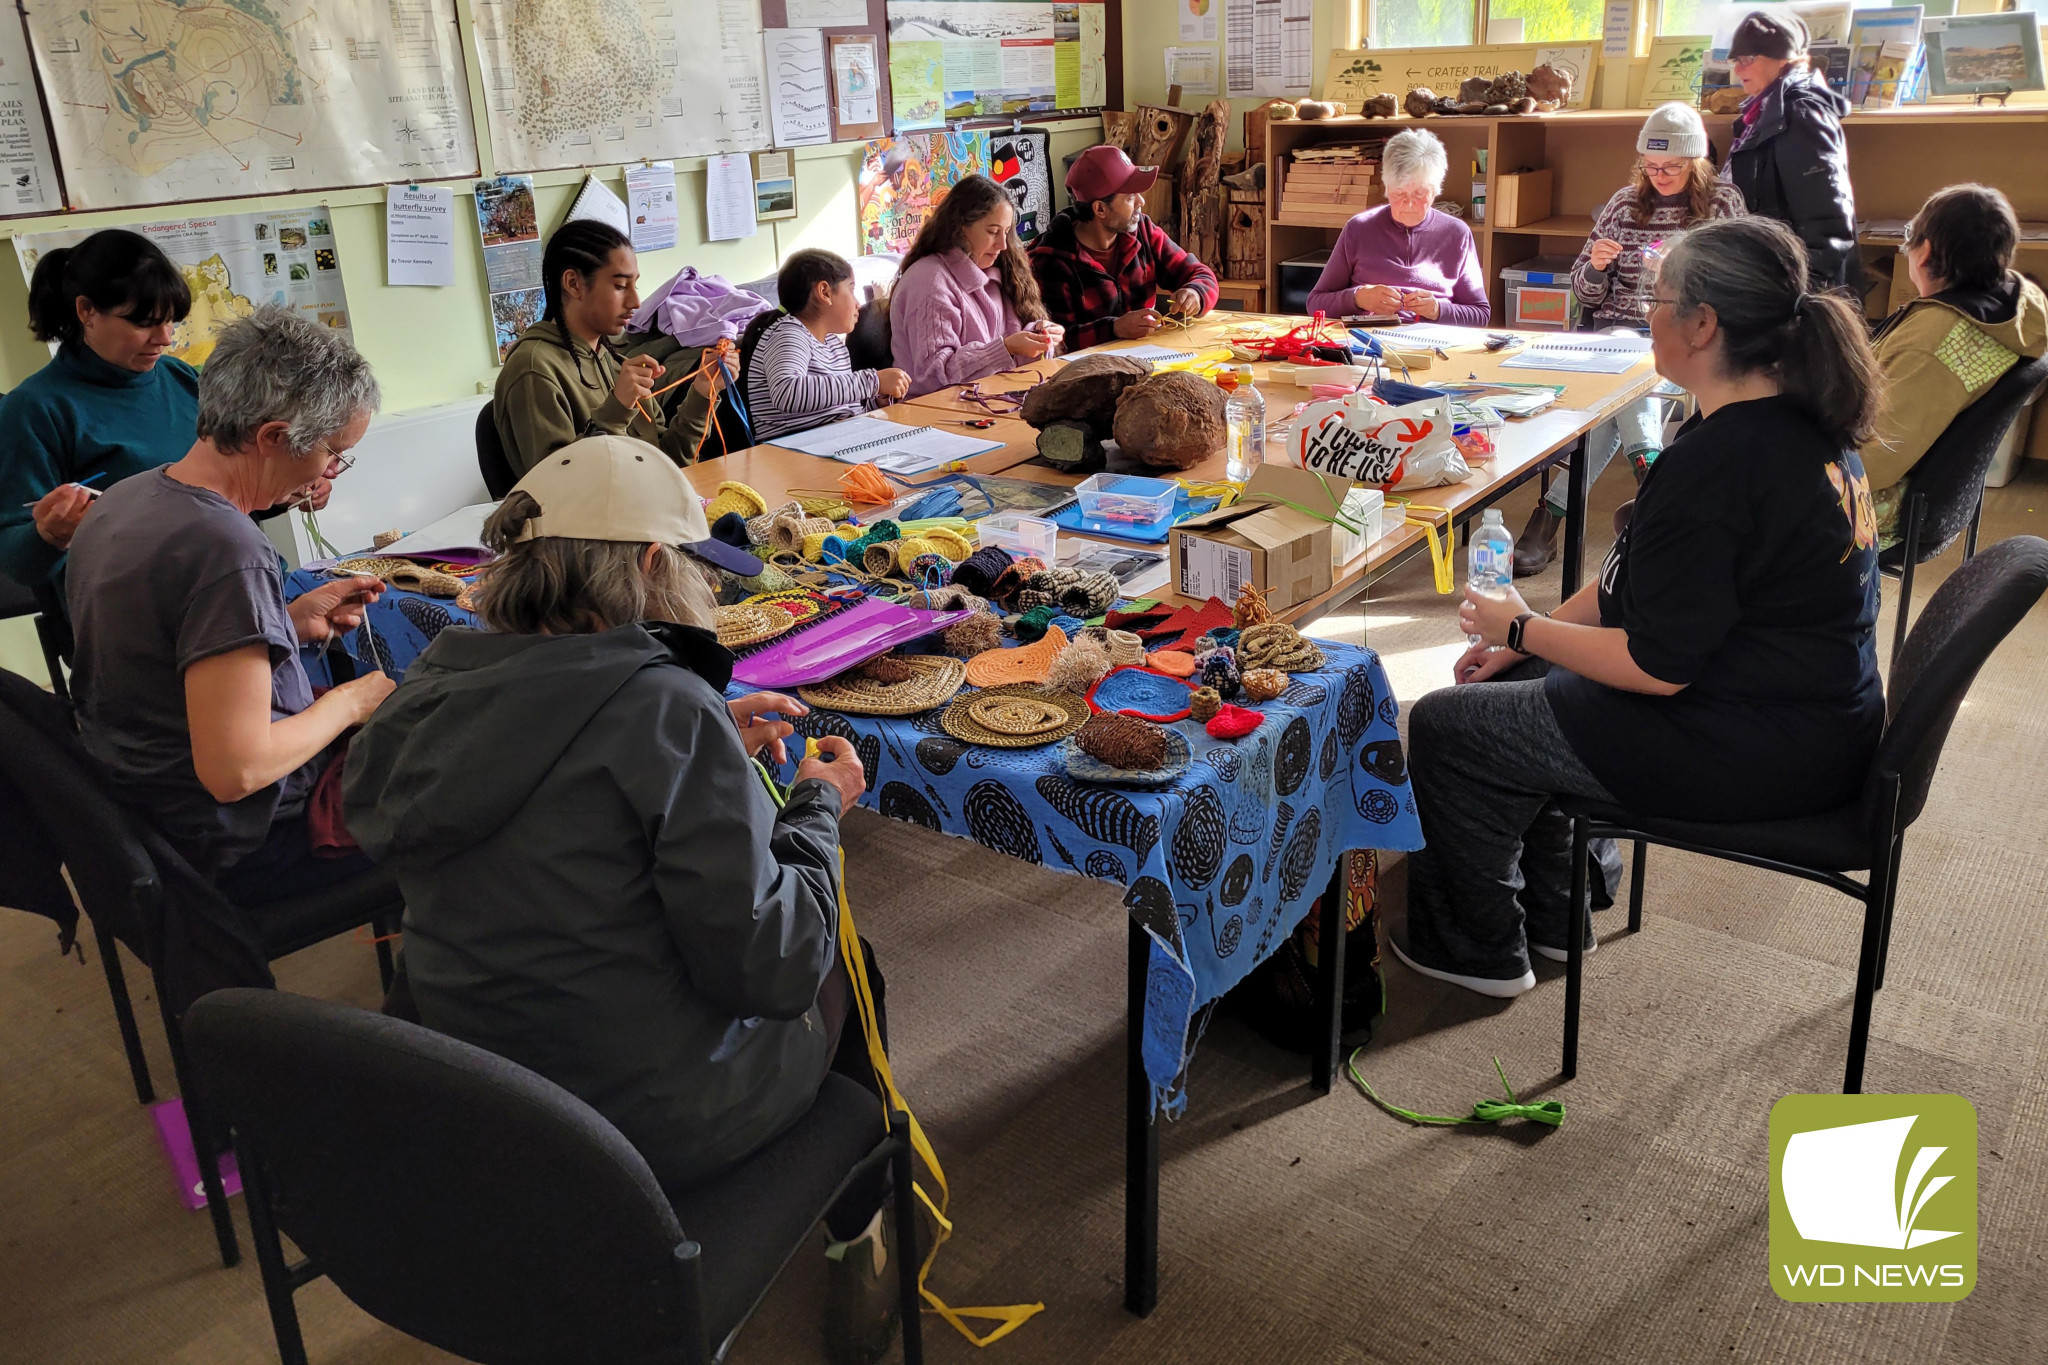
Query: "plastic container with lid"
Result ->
[[1073, 472, 1177, 526], [975, 513, 1058, 561], [1500, 254, 1580, 332]]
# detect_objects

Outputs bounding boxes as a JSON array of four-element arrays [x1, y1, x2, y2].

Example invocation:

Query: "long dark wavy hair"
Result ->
[[899, 174, 1046, 324]]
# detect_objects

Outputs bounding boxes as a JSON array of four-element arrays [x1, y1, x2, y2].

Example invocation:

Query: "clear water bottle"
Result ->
[[1226, 365, 1265, 482], [1467, 508, 1513, 646]]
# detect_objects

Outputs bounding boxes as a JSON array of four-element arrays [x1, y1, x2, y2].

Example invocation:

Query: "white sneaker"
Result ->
[[1388, 927, 1535, 999], [1528, 928, 1597, 964]]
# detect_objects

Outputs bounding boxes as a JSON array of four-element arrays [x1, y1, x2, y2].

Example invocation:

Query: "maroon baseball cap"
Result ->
[[1067, 145, 1159, 202]]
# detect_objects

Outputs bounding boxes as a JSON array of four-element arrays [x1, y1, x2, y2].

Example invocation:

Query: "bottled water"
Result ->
[[1225, 365, 1266, 482], [1466, 508, 1513, 646]]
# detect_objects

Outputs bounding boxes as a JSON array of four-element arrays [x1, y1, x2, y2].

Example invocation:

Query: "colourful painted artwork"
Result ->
[[857, 131, 990, 256]]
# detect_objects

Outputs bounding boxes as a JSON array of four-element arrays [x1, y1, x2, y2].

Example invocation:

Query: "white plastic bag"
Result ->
[[1290, 394, 1469, 491]]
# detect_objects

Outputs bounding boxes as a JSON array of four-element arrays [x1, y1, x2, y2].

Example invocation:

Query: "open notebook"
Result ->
[[1500, 334, 1654, 375], [767, 414, 1004, 475]]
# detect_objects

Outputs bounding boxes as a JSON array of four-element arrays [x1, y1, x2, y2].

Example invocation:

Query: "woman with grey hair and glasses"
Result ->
[[1306, 128, 1489, 326], [65, 305, 395, 904]]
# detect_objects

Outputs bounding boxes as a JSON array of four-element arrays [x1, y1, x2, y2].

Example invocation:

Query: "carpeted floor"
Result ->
[[5, 464, 2046, 1365]]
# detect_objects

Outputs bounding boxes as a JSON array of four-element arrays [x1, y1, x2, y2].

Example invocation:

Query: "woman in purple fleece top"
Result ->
[[1307, 129, 1489, 327], [889, 174, 1063, 397]]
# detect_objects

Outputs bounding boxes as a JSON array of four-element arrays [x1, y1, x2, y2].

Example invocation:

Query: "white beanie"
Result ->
[[1638, 102, 1708, 159]]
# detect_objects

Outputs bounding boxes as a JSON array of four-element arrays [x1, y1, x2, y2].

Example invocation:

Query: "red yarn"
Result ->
[[1153, 597, 1234, 652], [1205, 704, 1265, 740]]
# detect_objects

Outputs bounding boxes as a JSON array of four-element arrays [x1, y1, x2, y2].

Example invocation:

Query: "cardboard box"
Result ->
[[1170, 464, 1339, 611], [1491, 167, 1553, 228]]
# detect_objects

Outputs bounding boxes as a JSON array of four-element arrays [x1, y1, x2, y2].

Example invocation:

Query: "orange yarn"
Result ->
[[962, 626, 1070, 687], [1147, 649, 1197, 677], [838, 465, 899, 505]]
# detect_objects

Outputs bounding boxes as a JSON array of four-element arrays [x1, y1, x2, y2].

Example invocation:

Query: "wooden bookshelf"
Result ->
[[1261, 106, 2048, 328]]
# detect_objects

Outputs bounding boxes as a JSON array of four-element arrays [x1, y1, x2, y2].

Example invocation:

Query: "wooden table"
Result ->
[[682, 313, 1659, 1317]]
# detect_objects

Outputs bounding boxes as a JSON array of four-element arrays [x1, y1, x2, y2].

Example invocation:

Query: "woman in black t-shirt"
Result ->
[[1395, 217, 1886, 999]]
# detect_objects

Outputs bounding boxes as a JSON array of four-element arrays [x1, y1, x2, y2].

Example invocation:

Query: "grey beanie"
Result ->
[[1728, 8, 1809, 61], [1638, 102, 1709, 159]]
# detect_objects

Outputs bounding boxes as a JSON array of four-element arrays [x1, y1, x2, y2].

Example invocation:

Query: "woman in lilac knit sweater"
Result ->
[[1306, 129, 1488, 327], [889, 174, 1063, 397]]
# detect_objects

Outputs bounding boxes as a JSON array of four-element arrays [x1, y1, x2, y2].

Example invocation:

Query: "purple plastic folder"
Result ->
[[152, 1098, 240, 1210], [731, 599, 971, 688]]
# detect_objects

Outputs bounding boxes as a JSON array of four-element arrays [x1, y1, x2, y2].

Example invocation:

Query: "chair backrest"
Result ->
[[31, 579, 74, 666], [0, 666, 159, 954], [1873, 535, 2048, 832], [1883, 354, 2048, 566], [475, 400, 517, 500], [846, 295, 895, 374], [184, 988, 698, 1365], [0, 573, 35, 621]]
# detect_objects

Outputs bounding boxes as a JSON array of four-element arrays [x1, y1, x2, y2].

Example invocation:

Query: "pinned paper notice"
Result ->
[[385, 184, 456, 287], [767, 28, 833, 147], [625, 162, 679, 252], [705, 153, 758, 241]]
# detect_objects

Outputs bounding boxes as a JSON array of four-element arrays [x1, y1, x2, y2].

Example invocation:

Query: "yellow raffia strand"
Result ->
[[1173, 476, 1243, 509], [765, 742, 1046, 1347], [1389, 499, 1455, 594]]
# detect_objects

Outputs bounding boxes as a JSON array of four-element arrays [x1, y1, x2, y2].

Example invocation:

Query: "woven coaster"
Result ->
[[387, 565, 465, 598], [962, 626, 1069, 687], [715, 604, 795, 650], [1086, 665, 1195, 722], [941, 683, 1089, 749], [330, 556, 414, 579], [1062, 727, 1191, 787], [799, 654, 966, 717]]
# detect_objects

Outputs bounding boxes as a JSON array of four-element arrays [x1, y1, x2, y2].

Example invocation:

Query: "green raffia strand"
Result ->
[[1345, 1048, 1565, 1128]]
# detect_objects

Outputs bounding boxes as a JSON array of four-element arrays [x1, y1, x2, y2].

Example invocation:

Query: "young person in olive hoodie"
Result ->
[[1865, 184, 2048, 546], [341, 436, 903, 1364], [492, 221, 720, 477]]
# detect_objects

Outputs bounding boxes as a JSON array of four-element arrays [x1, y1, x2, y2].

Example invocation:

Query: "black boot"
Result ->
[[1513, 503, 1562, 578]]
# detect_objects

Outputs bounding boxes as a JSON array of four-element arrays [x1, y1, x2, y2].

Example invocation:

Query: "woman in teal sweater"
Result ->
[[0, 230, 200, 586]]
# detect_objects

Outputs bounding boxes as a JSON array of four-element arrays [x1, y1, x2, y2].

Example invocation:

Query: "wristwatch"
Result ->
[[1506, 611, 1542, 654]]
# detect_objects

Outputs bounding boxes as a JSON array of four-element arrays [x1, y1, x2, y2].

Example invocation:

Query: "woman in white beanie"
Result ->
[[1514, 103, 1747, 575]]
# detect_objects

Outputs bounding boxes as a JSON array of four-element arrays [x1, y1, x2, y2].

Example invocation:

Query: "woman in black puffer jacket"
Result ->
[[1722, 10, 1860, 293]]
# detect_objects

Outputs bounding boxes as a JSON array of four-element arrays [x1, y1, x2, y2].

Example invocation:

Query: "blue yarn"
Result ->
[[1050, 613, 1087, 638], [820, 534, 851, 563], [898, 487, 964, 521]]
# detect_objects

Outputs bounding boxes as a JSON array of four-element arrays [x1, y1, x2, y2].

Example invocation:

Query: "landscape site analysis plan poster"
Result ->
[[21, 0, 476, 209], [14, 209, 352, 364], [470, 0, 771, 171]]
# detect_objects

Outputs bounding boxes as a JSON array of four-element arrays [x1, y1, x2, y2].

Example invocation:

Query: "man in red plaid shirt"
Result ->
[[1029, 146, 1219, 351]]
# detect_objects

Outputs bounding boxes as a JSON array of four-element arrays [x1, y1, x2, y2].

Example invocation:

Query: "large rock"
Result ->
[[1020, 353, 1151, 433], [1112, 371, 1227, 472]]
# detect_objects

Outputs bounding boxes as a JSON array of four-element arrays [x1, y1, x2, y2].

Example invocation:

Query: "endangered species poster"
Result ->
[[15, 208, 351, 364], [856, 130, 988, 256]]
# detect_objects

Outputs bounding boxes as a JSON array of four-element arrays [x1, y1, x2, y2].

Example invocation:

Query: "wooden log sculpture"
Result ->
[[1134, 104, 1196, 170], [1177, 98, 1229, 272], [1101, 109, 1138, 156], [1225, 189, 1266, 283]]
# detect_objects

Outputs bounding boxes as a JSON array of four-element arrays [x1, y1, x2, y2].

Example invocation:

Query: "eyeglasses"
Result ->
[[311, 439, 356, 476], [1642, 161, 1690, 177], [1647, 295, 1681, 312]]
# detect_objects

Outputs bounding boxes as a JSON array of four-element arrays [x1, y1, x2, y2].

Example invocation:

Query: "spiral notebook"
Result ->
[[767, 415, 1004, 474], [1499, 334, 1654, 375]]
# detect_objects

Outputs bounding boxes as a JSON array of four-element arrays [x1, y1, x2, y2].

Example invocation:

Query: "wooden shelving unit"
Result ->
[[1261, 106, 2048, 327]]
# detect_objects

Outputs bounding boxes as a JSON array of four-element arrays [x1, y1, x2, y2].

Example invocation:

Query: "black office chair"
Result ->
[[185, 988, 925, 1365], [0, 665, 402, 1268], [0, 575, 76, 707], [1558, 535, 2048, 1094], [1882, 354, 2048, 679], [476, 400, 517, 499]]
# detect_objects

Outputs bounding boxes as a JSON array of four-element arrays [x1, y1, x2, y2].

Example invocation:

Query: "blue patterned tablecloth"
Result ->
[[286, 571, 1425, 1107]]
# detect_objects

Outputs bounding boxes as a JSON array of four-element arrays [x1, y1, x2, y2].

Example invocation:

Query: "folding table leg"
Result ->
[[1124, 916, 1159, 1317], [1310, 859, 1348, 1094], [1560, 437, 1589, 596]]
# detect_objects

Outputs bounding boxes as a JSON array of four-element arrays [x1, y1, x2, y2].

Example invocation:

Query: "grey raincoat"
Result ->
[[341, 620, 843, 1186]]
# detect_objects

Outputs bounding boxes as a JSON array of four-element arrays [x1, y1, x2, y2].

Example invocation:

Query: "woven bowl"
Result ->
[[1062, 728, 1191, 787], [798, 654, 967, 717], [715, 604, 796, 651], [940, 684, 1090, 749]]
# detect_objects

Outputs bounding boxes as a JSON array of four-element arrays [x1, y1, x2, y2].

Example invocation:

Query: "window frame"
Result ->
[[1358, 0, 1616, 52]]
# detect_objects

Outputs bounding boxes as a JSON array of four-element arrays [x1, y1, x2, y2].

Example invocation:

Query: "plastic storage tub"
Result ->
[[1500, 254, 1578, 332], [1330, 486, 1386, 567], [975, 512, 1058, 560], [1278, 249, 1333, 315], [1074, 473, 1177, 525]]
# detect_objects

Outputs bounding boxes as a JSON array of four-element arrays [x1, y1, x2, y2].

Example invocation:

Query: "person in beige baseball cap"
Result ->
[[343, 433, 907, 1365]]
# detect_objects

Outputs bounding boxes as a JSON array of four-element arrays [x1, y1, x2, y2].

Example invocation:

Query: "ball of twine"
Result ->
[[1075, 712, 1170, 771], [1188, 686, 1222, 723], [1239, 622, 1327, 673]]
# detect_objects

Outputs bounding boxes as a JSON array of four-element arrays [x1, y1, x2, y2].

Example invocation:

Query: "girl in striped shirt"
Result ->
[[739, 249, 909, 444]]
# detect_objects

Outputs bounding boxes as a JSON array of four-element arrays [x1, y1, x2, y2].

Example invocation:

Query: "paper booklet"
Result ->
[[1499, 333, 1654, 375], [766, 414, 1004, 474]]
